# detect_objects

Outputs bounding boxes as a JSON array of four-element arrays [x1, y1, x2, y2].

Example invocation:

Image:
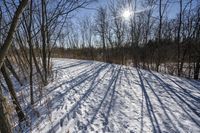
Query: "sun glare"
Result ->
[[122, 9, 132, 20]]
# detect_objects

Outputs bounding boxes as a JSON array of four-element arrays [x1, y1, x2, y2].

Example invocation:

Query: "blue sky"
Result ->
[[74, 0, 200, 21], [74, 0, 107, 19], [3, 0, 197, 23], [73, 0, 181, 21]]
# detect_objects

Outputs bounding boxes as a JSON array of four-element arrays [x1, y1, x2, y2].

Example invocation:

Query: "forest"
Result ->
[[54, 0, 200, 79], [0, 0, 200, 132]]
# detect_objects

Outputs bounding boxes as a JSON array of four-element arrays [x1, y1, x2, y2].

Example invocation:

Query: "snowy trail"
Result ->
[[139, 69, 200, 132], [31, 59, 200, 133], [34, 63, 110, 132], [138, 69, 181, 133]]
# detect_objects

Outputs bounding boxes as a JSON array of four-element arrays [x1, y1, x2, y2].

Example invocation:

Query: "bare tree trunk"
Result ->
[[41, 0, 48, 85], [179, 47, 187, 76], [156, 0, 163, 72], [28, 0, 34, 105], [102, 33, 106, 62], [194, 57, 200, 79], [177, 0, 183, 76], [12, 46, 28, 80], [158, 0, 162, 43], [32, 47, 45, 83], [0, 86, 12, 133], [5, 58, 23, 86], [1, 64, 26, 122]]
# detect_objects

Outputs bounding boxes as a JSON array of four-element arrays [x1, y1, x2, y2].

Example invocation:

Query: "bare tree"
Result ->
[[109, 0, 126, 64], [1, 64, 26, 122], [96, 7, 108, 61], [0, 0, 28, 132]]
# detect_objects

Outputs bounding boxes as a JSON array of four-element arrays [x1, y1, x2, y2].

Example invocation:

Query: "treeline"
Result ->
[[60, 0, 200, 80], [53, 36, 199, 79]]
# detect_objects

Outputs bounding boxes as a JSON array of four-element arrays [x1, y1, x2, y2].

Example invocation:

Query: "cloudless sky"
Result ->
[[74, 0, 107, 20], [74, 0, 181, 21]]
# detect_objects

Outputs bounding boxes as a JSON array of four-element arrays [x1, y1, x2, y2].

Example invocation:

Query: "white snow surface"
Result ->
[[31, 58, 200, 133]]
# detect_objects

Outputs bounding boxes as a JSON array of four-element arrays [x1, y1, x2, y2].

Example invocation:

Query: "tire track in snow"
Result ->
[[114, 67, 144, 132], [102, 66, 122, 132], [45, 62, 103, 96], [53, 60, 95, 80], [83, 65, 121, 132], [21, 62, 98, 119], [125, 67, 143, 104], [125, 67, 152, 133], [64, 64, 115, 132], [36, 63, 107, 132], [46, 63, 108, 110], [60, 64, 116, 132], [46, 63, 111, 133], [50, 61, 99, 86], [33, 61, 96, 103], [136, 68, 162, 133]]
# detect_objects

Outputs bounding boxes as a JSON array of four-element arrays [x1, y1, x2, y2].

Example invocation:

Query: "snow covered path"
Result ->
[[33, 59, 200, 133]]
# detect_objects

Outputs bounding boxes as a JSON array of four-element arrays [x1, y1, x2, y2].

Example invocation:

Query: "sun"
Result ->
[[122, 9, 132, 20]]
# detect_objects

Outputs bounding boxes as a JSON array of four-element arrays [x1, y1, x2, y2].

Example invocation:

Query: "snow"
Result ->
[[28, 58, 200, 133]]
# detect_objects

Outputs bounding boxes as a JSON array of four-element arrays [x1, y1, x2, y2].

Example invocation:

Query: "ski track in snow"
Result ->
[[31, 59, 200, 133]]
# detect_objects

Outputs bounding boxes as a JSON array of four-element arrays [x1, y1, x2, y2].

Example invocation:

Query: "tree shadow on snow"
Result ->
[[53, 60, 93, 72], [136, 69, 200, 132], [149, 71, 200, 126], [45, 63, 110, 133], [136, 68, 162, 133], [30, 63, 200, 133], [138, 70, 182, 132]]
